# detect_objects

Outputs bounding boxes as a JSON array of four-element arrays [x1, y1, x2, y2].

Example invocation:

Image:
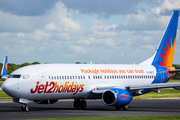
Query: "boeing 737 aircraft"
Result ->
[[1, 10, 180, 112]]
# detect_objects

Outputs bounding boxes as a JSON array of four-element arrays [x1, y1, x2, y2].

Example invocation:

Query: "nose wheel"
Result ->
[[21, 105, 29, 112], [73, 99, 87, 109]]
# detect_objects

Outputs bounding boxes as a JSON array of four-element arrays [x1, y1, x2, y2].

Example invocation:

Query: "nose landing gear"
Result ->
[[21, 105, 29, 112]]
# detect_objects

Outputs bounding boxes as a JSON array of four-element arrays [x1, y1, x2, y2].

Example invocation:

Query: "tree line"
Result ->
[[0, 62, 180, 80]]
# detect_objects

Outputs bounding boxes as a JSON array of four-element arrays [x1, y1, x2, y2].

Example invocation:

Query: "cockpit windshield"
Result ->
[[8, 74, 30, 79], [8, 74, 21, 78]]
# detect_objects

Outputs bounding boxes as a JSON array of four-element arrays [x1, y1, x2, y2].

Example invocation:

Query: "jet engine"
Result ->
[[102, 88, 132, 106], [32, 99, 58, 104]]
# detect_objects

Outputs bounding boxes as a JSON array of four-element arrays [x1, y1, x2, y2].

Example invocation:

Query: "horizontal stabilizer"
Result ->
[[169, 69, 180, 73]]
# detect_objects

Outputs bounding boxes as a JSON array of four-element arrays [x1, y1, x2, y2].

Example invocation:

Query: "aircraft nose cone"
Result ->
[[2, 79, 16, 97]]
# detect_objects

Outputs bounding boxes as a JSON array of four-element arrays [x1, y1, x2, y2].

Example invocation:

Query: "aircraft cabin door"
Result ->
[[36, 68, 46, 84]]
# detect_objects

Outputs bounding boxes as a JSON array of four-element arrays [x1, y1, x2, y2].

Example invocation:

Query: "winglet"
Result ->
[[1, 56, 8, 78]]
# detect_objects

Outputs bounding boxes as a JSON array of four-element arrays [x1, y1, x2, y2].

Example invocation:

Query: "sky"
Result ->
[[0, 0, 180, 64]]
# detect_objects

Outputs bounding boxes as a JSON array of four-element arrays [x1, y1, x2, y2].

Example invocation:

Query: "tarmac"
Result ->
[[0, 99, 180, 119]]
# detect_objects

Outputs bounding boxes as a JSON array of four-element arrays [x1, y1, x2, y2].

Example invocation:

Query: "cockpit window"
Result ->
[[8, 74, 21, 78], [22, 74, 30, 79]]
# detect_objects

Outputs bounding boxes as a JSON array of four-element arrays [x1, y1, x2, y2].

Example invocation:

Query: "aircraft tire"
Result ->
[[21, 105, 29, 112], [115, 106, 121, 110], [73, 99, 80, 109], [80, 100, 86, 109], [122, 105, 129, 110]]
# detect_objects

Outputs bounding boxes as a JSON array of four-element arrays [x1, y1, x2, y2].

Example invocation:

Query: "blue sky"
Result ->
[[0, 0, 180, 64]]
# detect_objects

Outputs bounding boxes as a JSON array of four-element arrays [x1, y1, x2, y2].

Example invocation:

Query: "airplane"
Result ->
[[1, 10, 180, 112]]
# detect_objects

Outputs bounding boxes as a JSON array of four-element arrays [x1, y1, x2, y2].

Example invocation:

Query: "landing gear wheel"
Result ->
[[73, 99, 80, 109], [122, 105, 129, 110], [80, 100, 86, 109], [115, 106, 121, 110], [21, 105, 29, 112], [73, 99, 87, 110]]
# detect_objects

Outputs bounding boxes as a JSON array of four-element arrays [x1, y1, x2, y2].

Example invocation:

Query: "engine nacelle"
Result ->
[[102, 88, 132, 106], [32, 99, 58, 104]]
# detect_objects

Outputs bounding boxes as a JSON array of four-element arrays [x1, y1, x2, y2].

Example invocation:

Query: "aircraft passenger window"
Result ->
[[107, 76, 109, 79], [49, 76, 51, 79], [81, 76, 83, 79], [54, 76, 56, 79], [88, 76, 90, 79], [52, 76, 53, 79], [59, 76, 61, 79], [75, 76, 77, 79], [100, 76, 102, 79], [70, 76, 72, 79], [93, 76, 95, 79], [67, 76, 69, 79], [57, 76, 59, 79], [104, 76, 106, 79], [83, 76, 85, 79], [62, 76, 64, 79], [114, 76, 116, 79], [110, 76, 112, 79]]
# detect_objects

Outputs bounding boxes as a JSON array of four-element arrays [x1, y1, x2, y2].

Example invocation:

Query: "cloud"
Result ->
[[61, 0, 146, 18], [31, 30, 50, 41], [45, 23, 57, 31], [0, 32, 9, 37], [0, 0, 59, 16], [17, 33, 25, 37], [0, 0, 180, 65], [70, 45, 86, 54]]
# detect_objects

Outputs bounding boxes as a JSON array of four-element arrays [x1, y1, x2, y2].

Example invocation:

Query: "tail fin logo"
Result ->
[[5, 61, 8, 71], [159, 37, 175, 67], [1, 56, 8, 76]]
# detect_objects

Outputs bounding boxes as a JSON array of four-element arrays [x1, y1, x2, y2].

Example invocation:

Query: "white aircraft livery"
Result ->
[[1, 10, 180, 112]]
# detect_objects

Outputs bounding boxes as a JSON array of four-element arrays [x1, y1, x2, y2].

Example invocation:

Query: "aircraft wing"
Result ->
[[92, 82, 180, 94]]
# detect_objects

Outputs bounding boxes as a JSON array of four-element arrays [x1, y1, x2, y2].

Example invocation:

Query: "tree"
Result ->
[[75, 62, 81, 64], [32, 62, 40, 65], [20, 62, 32, 67]]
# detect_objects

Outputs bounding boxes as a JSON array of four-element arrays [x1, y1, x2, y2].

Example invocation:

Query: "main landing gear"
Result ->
[[115, 104, 129, 110], [21, 104, 29, 112], [73, 99, 87, 109]]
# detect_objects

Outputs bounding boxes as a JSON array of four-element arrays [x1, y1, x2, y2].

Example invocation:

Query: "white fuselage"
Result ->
[[2, 64, 157, 100]]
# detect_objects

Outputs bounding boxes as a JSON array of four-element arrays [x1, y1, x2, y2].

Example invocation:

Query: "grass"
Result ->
[[134, 89, 180, 99], [26, 116, 180, 120], [0, 90, 12, 99], [168, 80, 180, 83]]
